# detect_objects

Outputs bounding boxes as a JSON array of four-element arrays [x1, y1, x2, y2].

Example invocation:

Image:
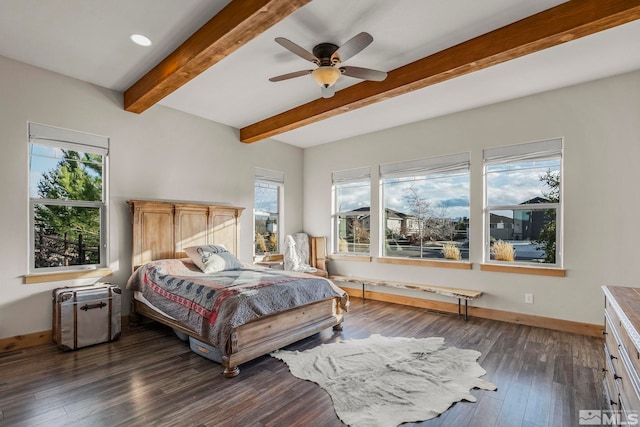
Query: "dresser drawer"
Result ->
[[606, 293, 640, 377], [605, 314, 623, 364], [604, 344, 620, 407], [614, 363, 640, 411]]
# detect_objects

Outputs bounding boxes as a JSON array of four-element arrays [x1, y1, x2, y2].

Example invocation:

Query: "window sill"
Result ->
[[24, 268, 113, 284], [329, 254, 372, 263], [377, 257, 472, 270], [480, 263, 565, 277]]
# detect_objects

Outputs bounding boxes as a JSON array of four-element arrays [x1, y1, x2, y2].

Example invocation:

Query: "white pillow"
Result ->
[[184, 245, 243, 273]]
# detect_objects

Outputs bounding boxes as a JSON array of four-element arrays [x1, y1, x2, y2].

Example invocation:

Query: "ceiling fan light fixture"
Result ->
[[311, 66, 341, 88]]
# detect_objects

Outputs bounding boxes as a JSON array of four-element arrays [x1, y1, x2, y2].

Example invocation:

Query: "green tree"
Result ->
[[535, 170, 560, 263], [35, 150, 102, 266]]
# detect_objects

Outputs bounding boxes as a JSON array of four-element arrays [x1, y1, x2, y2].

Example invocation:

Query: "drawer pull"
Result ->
[[80, 302, 107, 311], [602, 331, 608, 335], [614, 374, 622, 380], [610, 400, 618, 406], [610, 354, 618, 360]]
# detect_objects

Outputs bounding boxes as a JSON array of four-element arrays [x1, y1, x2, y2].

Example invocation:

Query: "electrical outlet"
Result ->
[[525, 293, 534, 304]]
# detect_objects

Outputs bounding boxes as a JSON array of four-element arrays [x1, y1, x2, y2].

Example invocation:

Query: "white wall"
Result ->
[[303, 70, 640, 325], [3, 53, 637, 339], [0, 55, 304, 339]]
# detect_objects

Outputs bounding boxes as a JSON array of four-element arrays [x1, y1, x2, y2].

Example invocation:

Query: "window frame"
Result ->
[[483, 138, 563, 268], [332, 167, 372, 256], [28, 122, 109, 274], [253, 168, 284, 257], [379, 153, 471, 262]]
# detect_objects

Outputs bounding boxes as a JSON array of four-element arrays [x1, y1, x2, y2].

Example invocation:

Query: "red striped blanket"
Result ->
[[126, 259, 348, 349]]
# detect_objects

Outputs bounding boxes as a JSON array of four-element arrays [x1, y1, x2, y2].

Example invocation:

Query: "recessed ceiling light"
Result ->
[[130, 34, 152, 47]]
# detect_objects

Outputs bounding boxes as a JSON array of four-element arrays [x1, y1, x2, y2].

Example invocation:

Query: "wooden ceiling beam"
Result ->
[[240, 0, 640, 143], [124, 0, 311, 114]]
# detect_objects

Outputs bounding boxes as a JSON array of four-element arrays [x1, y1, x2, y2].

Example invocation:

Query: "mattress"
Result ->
[[135, 290, 192, 341], [134, 290, 176, 320]]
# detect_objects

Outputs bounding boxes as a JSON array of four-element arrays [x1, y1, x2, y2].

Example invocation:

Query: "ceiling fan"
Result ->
[[269, 32, 387, 98]]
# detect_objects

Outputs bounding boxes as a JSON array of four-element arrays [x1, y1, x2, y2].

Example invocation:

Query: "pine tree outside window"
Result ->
[[28, 123, 109, 272]]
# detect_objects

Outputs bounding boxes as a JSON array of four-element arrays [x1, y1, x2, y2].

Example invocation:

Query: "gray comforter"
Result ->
[[126, 258, 348, 349]]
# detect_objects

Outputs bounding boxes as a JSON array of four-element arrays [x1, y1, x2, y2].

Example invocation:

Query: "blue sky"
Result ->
[[384, 173, 470, 219], [29, 144, 103, 198], [486, 159, 559, 206], [254, 182, 279, 213]]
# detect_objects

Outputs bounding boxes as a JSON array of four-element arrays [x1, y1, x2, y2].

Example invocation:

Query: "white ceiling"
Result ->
[[1, 0, 640, 148]]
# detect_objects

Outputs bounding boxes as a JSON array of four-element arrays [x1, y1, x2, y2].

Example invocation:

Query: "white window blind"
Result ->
[[29, 122, 109, 155], [332, 166, 371, 184], [380, 152, 470, 179], [255, 167, 284, 184], [483, 138, 562, 164]]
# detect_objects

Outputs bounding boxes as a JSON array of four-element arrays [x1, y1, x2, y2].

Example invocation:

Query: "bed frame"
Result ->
[[128, 199, 345, 377]]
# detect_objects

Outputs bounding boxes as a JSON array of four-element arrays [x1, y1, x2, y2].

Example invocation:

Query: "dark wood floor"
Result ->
[[0, 299, 607, 427]]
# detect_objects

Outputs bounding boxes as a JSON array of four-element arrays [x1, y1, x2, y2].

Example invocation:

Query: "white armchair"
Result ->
[[283, 233, 329, 278]]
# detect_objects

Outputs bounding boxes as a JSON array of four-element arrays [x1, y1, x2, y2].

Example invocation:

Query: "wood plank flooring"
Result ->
[[0, 299, 607, 426]]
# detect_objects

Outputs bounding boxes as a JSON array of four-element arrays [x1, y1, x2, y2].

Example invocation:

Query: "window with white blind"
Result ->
[[332, 167, 371, 254], [380, 153, 470, 260], [254, 167, 284, 256], [28, 122, 109, 272], [483, 138, 562, 266]]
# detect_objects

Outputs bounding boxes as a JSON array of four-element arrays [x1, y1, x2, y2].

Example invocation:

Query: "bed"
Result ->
[[126, 199, 347, 377]]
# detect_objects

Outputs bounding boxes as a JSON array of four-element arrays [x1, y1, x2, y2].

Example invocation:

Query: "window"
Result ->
[[483, 138, 562, 266], [380, 153, 470, 260], [332, 167, 371, 254], [254, 167, 283, 256], [28, 122, 109, 272]]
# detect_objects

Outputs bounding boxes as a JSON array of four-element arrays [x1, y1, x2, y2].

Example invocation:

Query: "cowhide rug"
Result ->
[[271, 334, 496, 427]]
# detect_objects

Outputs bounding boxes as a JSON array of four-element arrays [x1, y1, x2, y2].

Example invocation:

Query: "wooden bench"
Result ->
[[330, 275, 482, 321]]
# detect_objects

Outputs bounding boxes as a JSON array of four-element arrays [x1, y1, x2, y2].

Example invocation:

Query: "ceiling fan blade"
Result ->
[[340, 66, 387, 81], [275, 37, 318, 63], [321, 85, 335, 98], [269, 69, 313, 82], [331, 32, 373, 63]]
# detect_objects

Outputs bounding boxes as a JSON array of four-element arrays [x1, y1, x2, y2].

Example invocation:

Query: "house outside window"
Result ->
[[380, 153, 470, 261], [28, 122, 109, 272], [254, 167, 284, 256], [332, 167, 371, 254], [483, 138, 562, 266]]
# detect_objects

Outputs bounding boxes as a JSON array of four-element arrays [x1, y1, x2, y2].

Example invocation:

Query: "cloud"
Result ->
[[381, 175, 471, 220], [336, 183, 370, 212], [487, 165, 556, 205]]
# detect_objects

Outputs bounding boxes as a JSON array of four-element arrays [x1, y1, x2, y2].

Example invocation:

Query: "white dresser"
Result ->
[[602, 285, 640, 412]]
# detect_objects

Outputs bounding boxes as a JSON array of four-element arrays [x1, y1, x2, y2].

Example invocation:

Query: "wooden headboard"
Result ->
[[128, 200, 244, 271]]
